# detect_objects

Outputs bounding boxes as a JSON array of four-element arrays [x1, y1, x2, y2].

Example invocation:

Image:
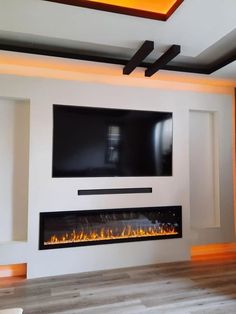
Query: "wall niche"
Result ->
[[0, 98, 30, 243]]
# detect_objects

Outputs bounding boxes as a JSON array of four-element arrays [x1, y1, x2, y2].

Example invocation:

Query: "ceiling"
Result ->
[[0, 0, 235, 80]]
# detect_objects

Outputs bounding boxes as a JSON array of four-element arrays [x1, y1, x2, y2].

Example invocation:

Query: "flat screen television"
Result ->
[[52, 105, 173, 177]]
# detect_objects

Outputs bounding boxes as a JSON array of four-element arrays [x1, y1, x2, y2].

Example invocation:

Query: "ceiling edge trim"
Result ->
[[0, 40, 235, 76]]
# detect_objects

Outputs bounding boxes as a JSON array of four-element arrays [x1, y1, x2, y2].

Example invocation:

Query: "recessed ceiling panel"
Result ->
[[45, 0, 184, 20], [86, 0, 178, 14]]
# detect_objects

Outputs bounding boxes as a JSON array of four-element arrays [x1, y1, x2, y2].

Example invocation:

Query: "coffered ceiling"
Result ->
[[0, 0, 235, 80]]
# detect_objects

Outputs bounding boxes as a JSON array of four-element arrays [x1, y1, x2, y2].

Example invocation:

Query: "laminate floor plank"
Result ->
[[0, 252, 236, 313]]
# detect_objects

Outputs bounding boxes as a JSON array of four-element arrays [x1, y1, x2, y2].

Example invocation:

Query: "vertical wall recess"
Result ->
[[0, 98, 30, 242], [189, 110, 220, 229]]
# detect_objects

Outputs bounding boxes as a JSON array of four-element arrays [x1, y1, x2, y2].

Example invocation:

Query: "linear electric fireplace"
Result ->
[[39, 206, 182, 250]]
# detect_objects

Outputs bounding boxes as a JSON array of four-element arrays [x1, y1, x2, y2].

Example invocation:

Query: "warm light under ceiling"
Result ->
[[87, 0, 178, 14]]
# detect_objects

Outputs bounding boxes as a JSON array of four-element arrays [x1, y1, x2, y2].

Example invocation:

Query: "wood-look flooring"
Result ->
[[0, 252, 236, 313]]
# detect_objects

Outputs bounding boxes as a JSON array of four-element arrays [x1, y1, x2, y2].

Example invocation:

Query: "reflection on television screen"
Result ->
[[52, 105, 173, 177]]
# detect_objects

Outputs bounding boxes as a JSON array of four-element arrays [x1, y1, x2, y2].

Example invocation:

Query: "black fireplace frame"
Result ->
[[39, 206, 182, 250]]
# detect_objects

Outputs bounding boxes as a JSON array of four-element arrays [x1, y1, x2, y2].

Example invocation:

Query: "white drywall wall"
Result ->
[[0, 74, 234, 279]]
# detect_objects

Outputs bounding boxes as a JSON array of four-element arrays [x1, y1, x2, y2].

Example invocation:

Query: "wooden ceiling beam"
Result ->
[[123, 40, 154, 75], [145, 45, 181, 77]]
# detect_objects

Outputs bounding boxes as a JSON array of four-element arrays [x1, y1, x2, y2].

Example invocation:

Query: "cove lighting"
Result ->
[[87, 0, 178, 14], [45, 0, 184, 21]]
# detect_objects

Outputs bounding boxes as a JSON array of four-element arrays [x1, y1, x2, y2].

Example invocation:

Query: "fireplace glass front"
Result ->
[[39, 206, 182, 250]]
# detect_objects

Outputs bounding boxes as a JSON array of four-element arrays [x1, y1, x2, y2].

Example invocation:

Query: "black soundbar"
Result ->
[[77, 187, 152, 195]]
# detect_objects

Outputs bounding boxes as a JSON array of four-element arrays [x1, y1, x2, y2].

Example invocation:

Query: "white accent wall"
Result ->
[[0, 74, 234, 279]]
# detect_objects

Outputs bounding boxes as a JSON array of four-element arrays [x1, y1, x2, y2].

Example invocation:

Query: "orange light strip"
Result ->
[[0, 51, 235, 93]]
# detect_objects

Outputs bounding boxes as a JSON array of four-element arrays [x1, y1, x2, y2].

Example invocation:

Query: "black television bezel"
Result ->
[[52, 104, 173, 178]]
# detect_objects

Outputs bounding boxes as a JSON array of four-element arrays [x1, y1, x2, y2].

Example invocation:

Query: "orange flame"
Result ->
[[44, 225, 178, 245]]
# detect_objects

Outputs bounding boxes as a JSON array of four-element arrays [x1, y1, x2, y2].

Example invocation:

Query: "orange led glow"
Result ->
[[191, 243, 236, 258], [86, 0, 178, 14], [45, 225, 178, 245], [0, 51, 235, 94], [0, 263, 27, 278]]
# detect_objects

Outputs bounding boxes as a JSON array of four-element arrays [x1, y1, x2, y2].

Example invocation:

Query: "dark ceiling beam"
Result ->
[[123, 40, 154, 75], [145, 45, 181, 77], [0, 40, 235, 76]]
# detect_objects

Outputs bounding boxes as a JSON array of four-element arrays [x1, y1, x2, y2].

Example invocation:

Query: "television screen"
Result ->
[[52, 105, 173, 177]]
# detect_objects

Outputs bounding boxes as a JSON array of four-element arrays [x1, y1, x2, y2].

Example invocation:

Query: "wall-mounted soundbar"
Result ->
[[77, 187, 152, 195]]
